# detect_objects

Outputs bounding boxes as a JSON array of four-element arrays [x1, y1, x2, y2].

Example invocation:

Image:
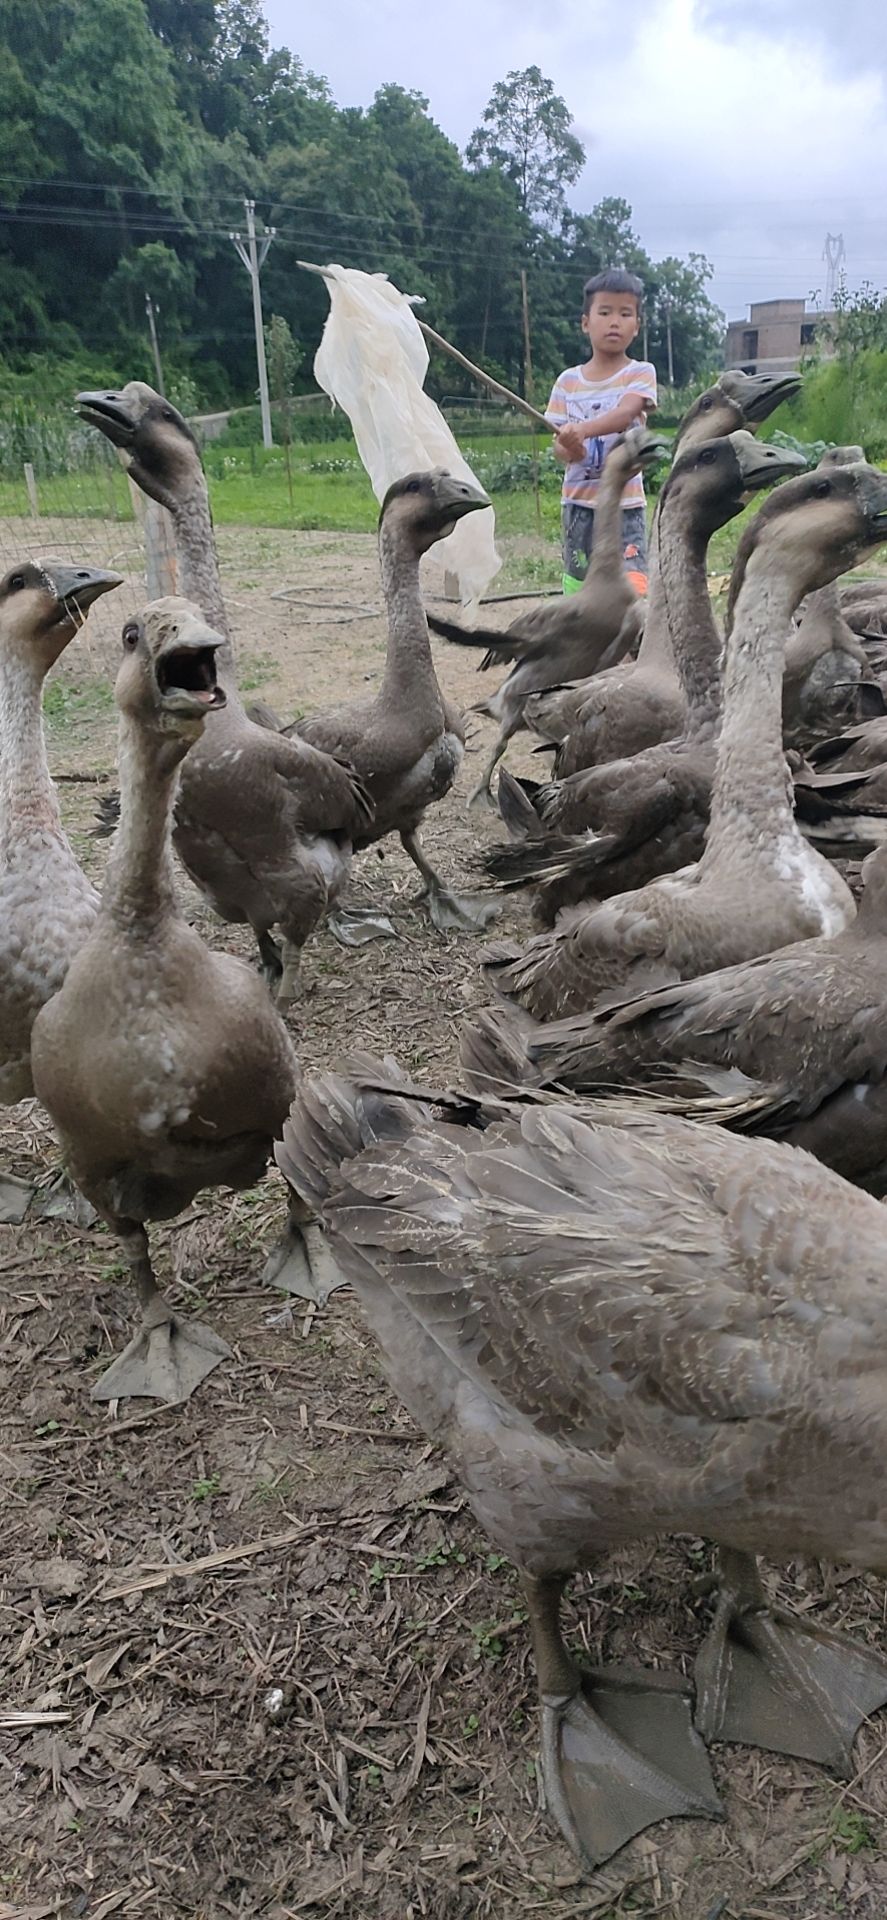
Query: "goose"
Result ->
[[30, 598, 329, 1403], [523, 370, 801, 772], [0, 558, 122, 1220], [475, 462, 887, 1025], [77, 384, 375, 1002], [513, 843, 887, 1193], [423, 429, 667, 806], [286, 470, 498, 934], [276, 1055, 887, 1867], [480, 431, 806, 920]]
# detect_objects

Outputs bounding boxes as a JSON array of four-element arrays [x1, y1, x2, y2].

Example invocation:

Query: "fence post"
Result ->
[[23, 464, 39, 517]]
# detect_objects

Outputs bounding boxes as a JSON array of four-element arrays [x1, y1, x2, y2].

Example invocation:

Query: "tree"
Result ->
[[816, 278, 887, 362], [264, 312, 301, 506], [647, 254, 724, 387], [466, 67, 584, 225]]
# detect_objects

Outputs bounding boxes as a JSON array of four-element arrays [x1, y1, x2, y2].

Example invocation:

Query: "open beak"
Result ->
[[731, 432, 808, 490], [433, 475, 491, 523], [76, 391, 137, 447], [155, 614, 227, 718], [637, 434, 670, 472], [737, 371, 802, 423], [43, 562, 123, 623], [860, 468, 887, 544]]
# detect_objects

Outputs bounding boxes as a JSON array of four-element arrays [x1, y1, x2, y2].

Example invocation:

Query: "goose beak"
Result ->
[[860, 468, 887, 541], [734, 370, 802, 422], [154, 613, 227, 718], [43, 562, 123, 621], [76, 391, 137, 446], [731, 434, 808, 490], [432, 474, 491, 523]]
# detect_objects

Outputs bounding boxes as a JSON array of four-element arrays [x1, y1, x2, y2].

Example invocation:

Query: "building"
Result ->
[[725, 298, 836, 375]]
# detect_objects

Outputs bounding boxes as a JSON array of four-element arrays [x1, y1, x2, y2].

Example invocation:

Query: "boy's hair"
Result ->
[[583, 269, 644, 316]]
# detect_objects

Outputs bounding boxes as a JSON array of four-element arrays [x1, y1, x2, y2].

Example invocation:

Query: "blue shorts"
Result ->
[[562, 503, 648, 595]]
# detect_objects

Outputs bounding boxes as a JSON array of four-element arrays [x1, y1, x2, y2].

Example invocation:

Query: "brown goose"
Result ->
[[481, 431, 806, 920], [78, 384, 375, 1002], [515, 843, 887, 1193], [277, 1056, 887, 1867], [30, 599, 326, 1403], [424, 429, 667, 805], [524, 370, 801, 770], [288, 470, 497, 933], [477, 463, 887, 1024], [0, 559, 122, 1218]]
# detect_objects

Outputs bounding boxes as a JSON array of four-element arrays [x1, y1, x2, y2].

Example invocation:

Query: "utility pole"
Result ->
[[519, 267, 534, 403], [144, 293, 165, 396], [230, 199, 276, 448], [663, 294, 675, 386]]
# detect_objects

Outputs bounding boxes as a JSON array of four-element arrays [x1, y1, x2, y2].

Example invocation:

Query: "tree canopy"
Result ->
[[0, 5, 725, 406]]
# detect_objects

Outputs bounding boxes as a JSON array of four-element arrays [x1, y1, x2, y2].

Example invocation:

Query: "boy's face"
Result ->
[[582, 292, 640, 356]]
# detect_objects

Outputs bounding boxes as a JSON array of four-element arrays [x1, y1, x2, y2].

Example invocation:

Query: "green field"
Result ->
[[0, 433, 565, 543]]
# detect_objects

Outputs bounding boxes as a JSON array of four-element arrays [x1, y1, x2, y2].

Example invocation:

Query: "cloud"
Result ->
[[262, 0, 887, 315], [695, 0, 887, 85]]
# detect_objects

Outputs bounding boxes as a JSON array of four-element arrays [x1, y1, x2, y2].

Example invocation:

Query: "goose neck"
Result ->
[[0, 652, 63, 848], [378, 523, 440, 709], [170, 478, 236, 684], [103, 719, 185, 928], [655, 504, 722, 725], [703, 562, 798, 862]]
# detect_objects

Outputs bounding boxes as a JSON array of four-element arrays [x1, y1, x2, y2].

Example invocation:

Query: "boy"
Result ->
[[545, 269, 657, 595]]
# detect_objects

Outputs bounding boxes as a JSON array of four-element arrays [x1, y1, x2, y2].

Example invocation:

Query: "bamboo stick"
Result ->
[[416, 320, 551, 431]]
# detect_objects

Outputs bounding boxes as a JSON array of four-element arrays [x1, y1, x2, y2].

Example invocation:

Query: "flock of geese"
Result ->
[[8, 371, 887, 1873]]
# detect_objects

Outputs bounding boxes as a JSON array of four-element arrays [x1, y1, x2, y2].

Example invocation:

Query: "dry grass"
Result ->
[[2, 521, 887, 1918]]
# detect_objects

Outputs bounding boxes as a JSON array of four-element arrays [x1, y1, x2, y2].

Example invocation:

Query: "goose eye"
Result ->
[[699, 447, 717, 464], [122, 624, 139, 649], [405, 480, 421, 494], [9, 573, 25, 592], [700, 396, 713, 410], [813, 479, 831, 497]]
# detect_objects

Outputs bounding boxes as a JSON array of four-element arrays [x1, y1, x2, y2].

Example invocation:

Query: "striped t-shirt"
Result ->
[[545, 359, 658, 508]]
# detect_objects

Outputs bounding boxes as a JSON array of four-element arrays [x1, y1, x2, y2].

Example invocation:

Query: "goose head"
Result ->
[[0, 560, 121, 675], [607, 426, 669, 484], [116, 597, 226, 744], [727, 462, 887, 621], [677, 369, 801, 450], [661, 430, 806, 537], [77, 383, 201, 513], [379, 470, 490, 555]]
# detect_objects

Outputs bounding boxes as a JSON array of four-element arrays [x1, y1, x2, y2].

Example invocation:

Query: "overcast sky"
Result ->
[[262, 0, 886, 321]]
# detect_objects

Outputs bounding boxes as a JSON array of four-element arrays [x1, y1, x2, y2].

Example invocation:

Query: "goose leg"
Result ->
[[276, 939, 304, 1010], [468, 719, 519, 810], [400, 829, 499, 933], [524, 1572, 721, 1869], [694, 1547, 887, 1771], [92, 1222, 231, 1405], [256, 928, 283, 991], [261, 1189, 347, 1308]]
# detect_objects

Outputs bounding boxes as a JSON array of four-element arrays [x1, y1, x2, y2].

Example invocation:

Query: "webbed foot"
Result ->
[[92, 1304, 231, 1404], [426, 884, 500, 933], [694, 1549, 887, 1770], [0, 1169, 95, 1227], [467, 780, 498, 812], [540, 1666, 722, 1868], [262, 1214, 347, 1307], [327, 906, 396, 947]]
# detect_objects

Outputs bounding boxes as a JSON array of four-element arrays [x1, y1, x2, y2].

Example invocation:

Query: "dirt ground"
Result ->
[[3, 518, 887, 1920]]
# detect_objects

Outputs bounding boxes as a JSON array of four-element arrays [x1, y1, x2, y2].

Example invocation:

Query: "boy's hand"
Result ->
[[555, 423, 594, 463]]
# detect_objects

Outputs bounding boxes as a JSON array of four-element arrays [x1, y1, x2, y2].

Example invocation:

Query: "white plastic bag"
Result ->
[[307, 263, 501, 612]]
